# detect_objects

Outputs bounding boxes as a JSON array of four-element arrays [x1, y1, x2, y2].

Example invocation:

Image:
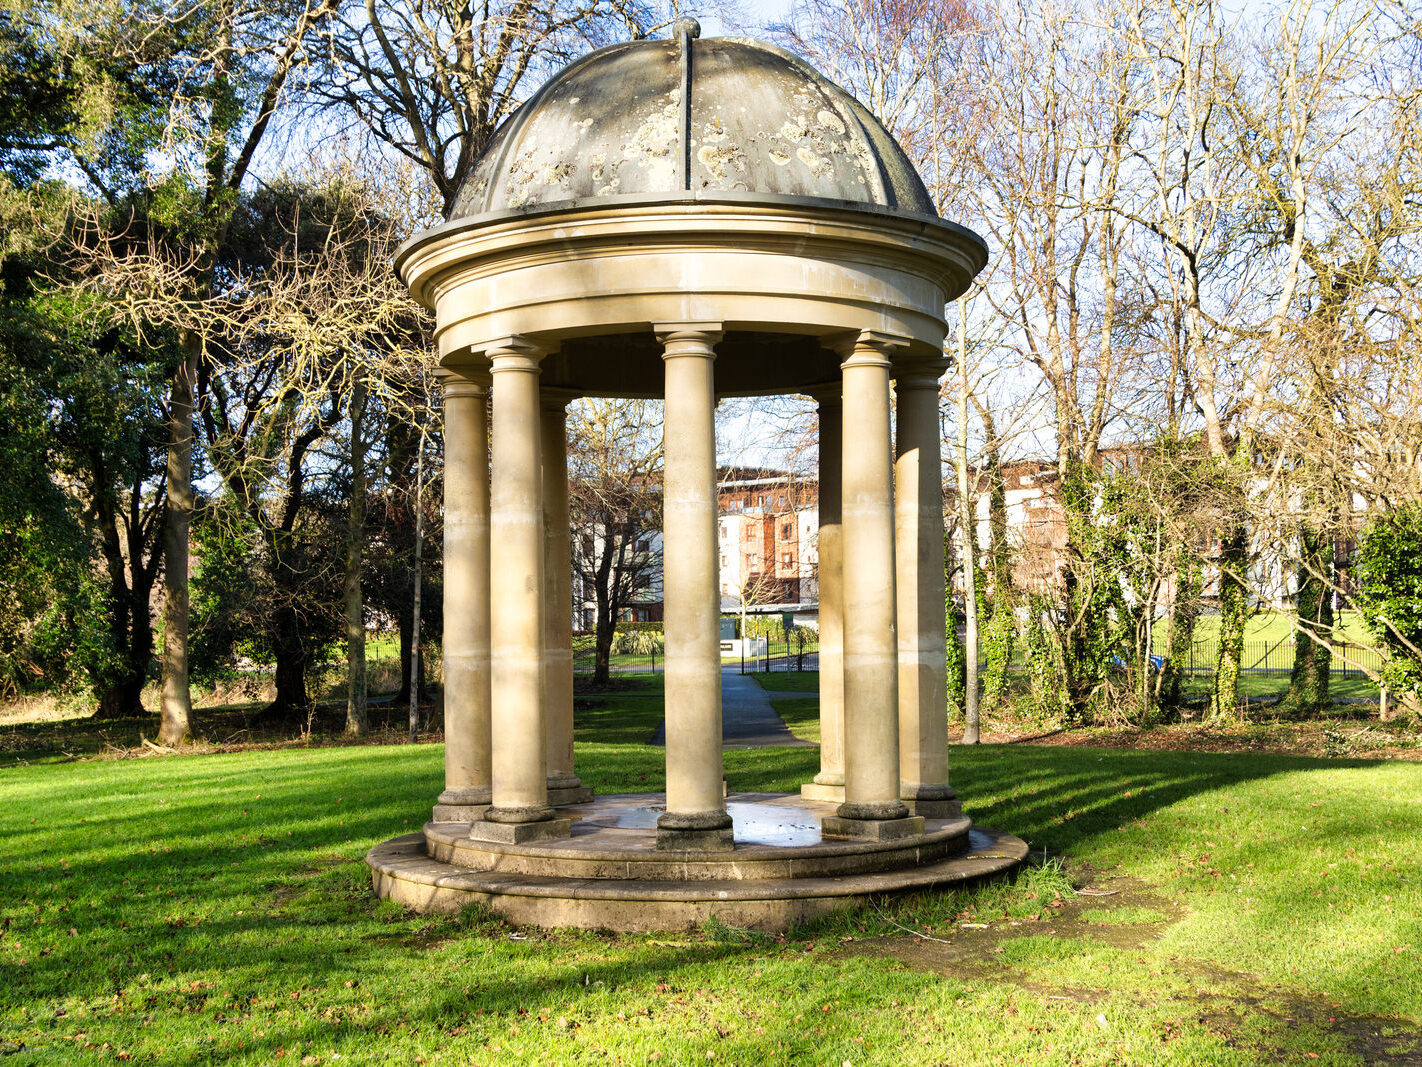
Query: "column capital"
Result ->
[[439, 366, 491, 398], [654, 322, 724, 350], [894, 357, 949, 392], [830, 329, 912, 367], [483, 335, 548, 372]]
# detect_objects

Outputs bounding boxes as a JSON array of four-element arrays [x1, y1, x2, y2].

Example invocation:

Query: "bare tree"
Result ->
[[568, 398, 664, 684], [75, 158, 434, 722], [315, 0, 655, 213], [1124, 0, 1384, 718], [50, 0, 342, 742]]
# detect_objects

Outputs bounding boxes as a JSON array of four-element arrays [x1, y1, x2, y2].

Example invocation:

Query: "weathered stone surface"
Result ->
[[432, 802, 491, 823], [547, 785, 595, 806], [904, 797, 963, 819], [800, 781, 846, 803], [820, 814, 926, 842], [448, 30, 941, 223], [395, 22, 1002, 935], [367, 815, 1029, 933], [467, 817, 572, 844], [655, 826, 736, 852]]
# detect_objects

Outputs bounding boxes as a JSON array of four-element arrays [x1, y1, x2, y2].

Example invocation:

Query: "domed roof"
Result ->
[[448, 19, 939, 223]]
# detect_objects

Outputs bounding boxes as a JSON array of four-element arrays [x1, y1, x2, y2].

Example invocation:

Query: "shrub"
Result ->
[[611, 629, 665, 655], [1354, 504, 1422, 707]]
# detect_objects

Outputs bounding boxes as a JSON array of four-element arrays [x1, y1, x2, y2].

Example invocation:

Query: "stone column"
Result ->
[[894, 363, 960, 818], [469, 337, 570, 844], [801, 386, 845, 803], [655, 324, 733, 851], [541, 391, 593, 806], [434, 366, 493, 823], [821, 331, 924, 841]]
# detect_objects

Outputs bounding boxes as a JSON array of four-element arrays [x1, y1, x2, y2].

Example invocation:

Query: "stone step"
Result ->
[[368, 823, 1028, 932], [424, 816, 973, 882]]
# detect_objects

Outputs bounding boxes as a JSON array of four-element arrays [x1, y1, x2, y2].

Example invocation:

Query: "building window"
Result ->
[[781, 522, 792, 538], [636, 538, 650, 552]]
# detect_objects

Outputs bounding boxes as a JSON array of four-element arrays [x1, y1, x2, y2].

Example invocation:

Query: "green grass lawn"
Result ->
[[1180, 609, 1374, 647], [1176, 673, 1382, 704], [750, 670, 819, 693], [1, 691, 1419, 1063]]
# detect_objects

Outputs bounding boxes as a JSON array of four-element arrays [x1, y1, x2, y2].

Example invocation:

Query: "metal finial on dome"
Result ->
[[672, 15, 701, 40]]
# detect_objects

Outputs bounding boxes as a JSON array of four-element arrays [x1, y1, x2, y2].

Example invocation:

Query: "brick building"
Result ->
[[716, 468, 819, 607]]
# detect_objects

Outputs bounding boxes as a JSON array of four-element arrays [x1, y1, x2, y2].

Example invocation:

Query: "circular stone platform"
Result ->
[[367, 792, 1028, 932]]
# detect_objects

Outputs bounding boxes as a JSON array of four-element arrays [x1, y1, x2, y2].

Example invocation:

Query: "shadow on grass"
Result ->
[[3, 724, 1418, 1060], [947, 742, 1387, 855]]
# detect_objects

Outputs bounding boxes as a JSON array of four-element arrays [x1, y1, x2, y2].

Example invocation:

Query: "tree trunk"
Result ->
[[93, 541, 149, 719], [1164, 557, 1201, 711], [409, 438, 424, 744], [1211, 524, 1249, 721], [387, 416, 420, 706], [96, 597, 150, 720], [974, 398, 1013, 709], [955, 299, 980, 743], [591, 533, 617, 684], [1282, 526, 1333, 717], [158, 341, 197, 745], [269, 602, 311, 718], [1061, 554, 1086, 722], [395, 615, 413, 706], [593, 613, 615, 685], [344, 376, 368, 737]]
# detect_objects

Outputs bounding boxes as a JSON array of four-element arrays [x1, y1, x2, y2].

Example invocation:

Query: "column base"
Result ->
[[547, 776, 595, 806], [433, 786, 493, 823], [433, 801, 493, 823], [901, 784, 960, 819], [655, 809, 734, 852], [903, 797, 962, 818], [800, 782, 845, 803], [467, 817, 572, 844], [820, 814, 926, 842], [655, 826, 736, 851]]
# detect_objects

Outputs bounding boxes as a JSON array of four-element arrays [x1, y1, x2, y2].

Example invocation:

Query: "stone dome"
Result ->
[[448, 22, 939, 222]]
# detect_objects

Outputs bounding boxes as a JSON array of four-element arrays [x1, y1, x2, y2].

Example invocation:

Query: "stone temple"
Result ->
[[367, 17, 1026, 931]]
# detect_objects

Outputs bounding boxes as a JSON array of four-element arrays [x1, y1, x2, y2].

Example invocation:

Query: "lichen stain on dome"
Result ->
[[620, 87, 681, 190], [448, 33, 938, 222]]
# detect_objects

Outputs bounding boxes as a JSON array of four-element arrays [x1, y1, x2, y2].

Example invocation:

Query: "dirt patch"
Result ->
[[836, 873, 1184, 990], [1191, 992, 1422, 1065], [835, 872, 1421, 1063]]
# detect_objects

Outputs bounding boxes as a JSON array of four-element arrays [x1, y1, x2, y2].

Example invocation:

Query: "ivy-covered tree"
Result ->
[[1354, 504, 1422, 718]]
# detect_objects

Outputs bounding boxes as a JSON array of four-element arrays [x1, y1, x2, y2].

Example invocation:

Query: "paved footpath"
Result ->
[[650, 666, 816, 748]]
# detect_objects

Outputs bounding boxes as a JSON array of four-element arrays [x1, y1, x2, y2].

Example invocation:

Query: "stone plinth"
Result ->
[[368, 792, 1026, 933]]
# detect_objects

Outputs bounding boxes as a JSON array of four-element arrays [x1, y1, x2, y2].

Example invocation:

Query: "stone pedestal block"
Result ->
[[904, 797, 962, 819], [655, 826, 737, 852], [548, 783, 596, 806], [468, 817, 573, 845], [820, 815, 926, 842]]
